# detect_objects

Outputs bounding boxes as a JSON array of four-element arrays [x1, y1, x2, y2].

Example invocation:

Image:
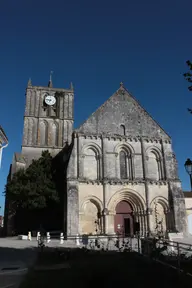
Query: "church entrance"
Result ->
[[114, 201, 135, 236]]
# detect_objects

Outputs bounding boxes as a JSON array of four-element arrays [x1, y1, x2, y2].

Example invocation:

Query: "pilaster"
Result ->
[[168, 181, 187, 234]]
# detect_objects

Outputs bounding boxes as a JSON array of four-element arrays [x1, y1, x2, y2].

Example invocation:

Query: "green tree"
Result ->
[[6, 150, 59, 216], [183, 60, 192, 113]]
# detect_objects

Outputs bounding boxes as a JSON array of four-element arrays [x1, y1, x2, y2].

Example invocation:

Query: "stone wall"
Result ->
[[66, 131, 183, 235]]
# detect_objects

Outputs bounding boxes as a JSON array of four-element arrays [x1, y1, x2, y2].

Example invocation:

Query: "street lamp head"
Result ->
[[184, 158, 192, 175]]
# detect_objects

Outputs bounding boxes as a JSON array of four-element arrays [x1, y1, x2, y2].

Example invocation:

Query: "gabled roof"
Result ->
[[77, 84, 171, 139]]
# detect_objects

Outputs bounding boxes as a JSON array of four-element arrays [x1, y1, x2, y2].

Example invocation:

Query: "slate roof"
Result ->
[[183, 191, 192, 198]]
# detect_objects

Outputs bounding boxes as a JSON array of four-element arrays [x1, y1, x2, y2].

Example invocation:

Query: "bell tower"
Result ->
[[21, 76, 74, 160]]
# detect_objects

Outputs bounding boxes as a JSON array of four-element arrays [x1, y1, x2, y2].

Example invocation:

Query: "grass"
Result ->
[[20, 248, 192, 288]]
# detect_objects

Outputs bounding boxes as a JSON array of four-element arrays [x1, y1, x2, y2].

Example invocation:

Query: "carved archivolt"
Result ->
[[81, 142, 102, 156], [114, 142, 135, 154], [79, 195, 103, 214], [150, 196, 169, 212], [145, 146, 162, 159], [107, 188, 146, 215]]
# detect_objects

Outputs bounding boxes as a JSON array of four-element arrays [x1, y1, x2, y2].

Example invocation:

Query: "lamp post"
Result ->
[[184, 158, 192, 192]]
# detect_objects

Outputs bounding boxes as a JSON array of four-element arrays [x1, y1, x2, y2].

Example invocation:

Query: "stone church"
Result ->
[[5, 78, 187, 236]]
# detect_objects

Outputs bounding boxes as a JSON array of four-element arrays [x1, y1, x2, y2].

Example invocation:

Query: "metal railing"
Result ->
[[35, 231, 192, 276], [37, 233, 141, 252], [140, 237, 192, 276]]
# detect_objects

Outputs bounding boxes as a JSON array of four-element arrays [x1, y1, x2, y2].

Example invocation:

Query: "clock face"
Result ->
[[45, 95, 56, 106]]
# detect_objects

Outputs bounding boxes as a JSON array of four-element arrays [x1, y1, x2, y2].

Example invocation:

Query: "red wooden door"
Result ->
[[114, 201, 134, 235]]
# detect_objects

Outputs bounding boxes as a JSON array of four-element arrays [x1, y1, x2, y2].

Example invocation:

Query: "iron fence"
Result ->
[[37, 233, 142, 252], [36, 231, 192, 276], [140, 237, 192, 276]]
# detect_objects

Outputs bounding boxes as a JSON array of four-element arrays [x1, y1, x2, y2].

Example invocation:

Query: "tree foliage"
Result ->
[[6, 151, 59, 215], [183, 60, 192, 113]]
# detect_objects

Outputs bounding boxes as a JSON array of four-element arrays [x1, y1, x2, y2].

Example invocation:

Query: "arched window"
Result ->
[[120, 151, 128, 179], [51, 122, 59, 146], [83, 146, 101, 180], [40, 120, 48, 146], [23, 118, 29, 146], [120, 124, 126, 136], [119, 148, 133, 179], [28, 118, 36, 146], [29, 91, 35, 116], [147, 149, 163, 180]]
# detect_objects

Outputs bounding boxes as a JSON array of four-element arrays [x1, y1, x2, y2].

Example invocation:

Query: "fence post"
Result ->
[[177, 242, 181, 273], [37, 231, 40, 241], [28, 231, 31, 241], [76, 234, 80, 246], [60, 233, 64, 244], [46, 232, 51, 243], [130, 236, 132, 251]]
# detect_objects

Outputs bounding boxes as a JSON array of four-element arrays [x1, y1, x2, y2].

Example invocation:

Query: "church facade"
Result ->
[[6, 79, 187, 236]]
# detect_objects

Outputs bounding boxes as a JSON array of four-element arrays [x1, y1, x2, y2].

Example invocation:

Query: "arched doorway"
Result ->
[[152, 200, 167, 235], [80, 199, 102, 235], [107, 189, 146, 235], [114, 201, 135, 236]]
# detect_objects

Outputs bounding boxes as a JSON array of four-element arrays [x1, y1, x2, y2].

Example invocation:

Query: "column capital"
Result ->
[[146, 208, 153, 215]]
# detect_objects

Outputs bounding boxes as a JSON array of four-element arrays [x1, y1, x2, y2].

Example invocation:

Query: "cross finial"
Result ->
[[48, 71, 53, 88], [27, 78, 32, 87], [120, 81, 123, 87], [50, 71, 53, 82]]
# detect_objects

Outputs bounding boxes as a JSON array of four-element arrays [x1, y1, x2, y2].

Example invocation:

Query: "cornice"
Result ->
[[73, 132, 171, 144], [27, 86, 73, 93], [67, 177, 169, 186]]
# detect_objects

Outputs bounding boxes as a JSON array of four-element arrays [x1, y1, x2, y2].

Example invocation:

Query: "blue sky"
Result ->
[[0, 0, 192, 214]]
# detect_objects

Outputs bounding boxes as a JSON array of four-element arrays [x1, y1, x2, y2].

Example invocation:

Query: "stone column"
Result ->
[[115, 153, 120, 178], [101, 136, 107, 234], [67, 183, 79, 236], [140, 137, 151, 235], [106, 212, 115, 234], [147, 208, 153, 235], [139, 212, 145, 236], [131, 154, 135, 180], [102, 183, 107, 234]]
